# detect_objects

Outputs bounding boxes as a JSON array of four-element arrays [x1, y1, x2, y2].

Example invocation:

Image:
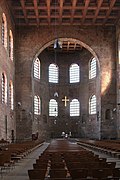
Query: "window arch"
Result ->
[[9, 30, 13, 61], [49, 99, 58, 116], [2, 13, 7, 49], [49, 64, 58, 83], [9, 81, 13, 110], [89, 95, 96, 114], [69, 64, 80, 83], [89, 57, 97, 79], [2, 73, 7, 104], [70, 99, 80, 116], [34, 58, 40, 79], [34, 95, 41, 115]]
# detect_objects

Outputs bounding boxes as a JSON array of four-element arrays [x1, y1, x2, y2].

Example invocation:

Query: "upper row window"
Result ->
[[70, 64, 80, 83], [2, 72, 14, 109], [48, 63, 80, 83], [34, 58, 40, 79], [89, 58, 97, 79], [33, 58, 97, 82], [1, 13, 13, 61], [49, 64, 58, 83], [2, 13, 7, 49]]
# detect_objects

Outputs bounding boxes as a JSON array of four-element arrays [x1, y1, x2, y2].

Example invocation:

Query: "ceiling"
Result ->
[[47, 40, 83, 52], [8, 0, 120, 26]]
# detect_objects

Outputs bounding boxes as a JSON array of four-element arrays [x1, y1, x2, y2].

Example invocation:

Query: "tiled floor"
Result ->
[[1, 142, 49, 180]]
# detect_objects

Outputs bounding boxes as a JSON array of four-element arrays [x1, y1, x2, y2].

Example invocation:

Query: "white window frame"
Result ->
[[34, 58, 40, 79], [34, 95, 41, 115], [89, 58, 97, 79], [49, 63, 58, 83], [69, 63, 80, 83], [2, 73, 7, 104], [49, 99, 58, 116], [9, 81, 14, 110], [70, 99, 80, 116], [9, 30, 13, 61], [2, 13, 7, 49], [89, 95, 97, 114]]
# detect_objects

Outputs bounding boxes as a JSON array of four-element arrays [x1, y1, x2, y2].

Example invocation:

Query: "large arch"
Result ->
[[33, 37, 100, 69], [31, 37, 101, 139], [15, 26, 116, 140]]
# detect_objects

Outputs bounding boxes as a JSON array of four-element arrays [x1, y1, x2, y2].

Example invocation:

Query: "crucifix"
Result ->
[[62, 96, 69, 107]]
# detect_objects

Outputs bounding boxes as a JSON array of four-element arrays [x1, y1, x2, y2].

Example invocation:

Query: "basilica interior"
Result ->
[[1, 0, 120, 179]]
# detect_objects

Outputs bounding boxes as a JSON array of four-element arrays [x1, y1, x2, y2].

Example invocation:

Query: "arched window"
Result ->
[[34, 96, 41, 115], [89, 57, 97, 79], [9, 81, 13, 110], [70, 99, 80, 116], [89, 95, 96, 114], [34, 58, 40, 79], [49, 99, 58, 116], [69, 64, 80, 83], [49, 64, 58, 83], [2, 73, 7, 104], [2, 13, 7, 49], [9, 30, 13, 61]]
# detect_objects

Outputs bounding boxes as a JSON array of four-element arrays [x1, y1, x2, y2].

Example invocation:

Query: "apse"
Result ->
[[33, 39, 101, 139]]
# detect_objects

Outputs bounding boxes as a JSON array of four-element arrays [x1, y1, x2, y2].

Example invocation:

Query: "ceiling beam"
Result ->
[[46, 0, 50, 25], [81, 0, 90, 24], [59, 0, 64, 24], [67, 42, 70, 51], [103, 0, 116, 24], [13, 5, 120, 11], [93, 0, 103, 24], [33, 0, 39, 26], [20, 0, 28, 24], [15, 14, 117, 19], [74, 42, 77, 50], [15, 22, 115, 26], [71, 0, 77, 24], [8, 0, 119, 27]]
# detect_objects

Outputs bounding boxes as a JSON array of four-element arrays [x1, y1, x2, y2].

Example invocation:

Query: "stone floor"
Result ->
[[1, 140, 120, 180], [1, 142, 49, 180]]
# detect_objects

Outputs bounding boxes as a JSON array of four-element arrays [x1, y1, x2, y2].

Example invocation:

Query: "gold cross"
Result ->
[[62, 96, 69, 107]]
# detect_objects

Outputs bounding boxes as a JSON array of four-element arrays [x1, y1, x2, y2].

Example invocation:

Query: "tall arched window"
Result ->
[[89, 57, 97, 79], [9, 30, 13, 61], [34, 95, 41, 115], [34, 58, 40, 79], [89, 95, 96, 114], [49, 64, 58, 83], [49, 99, 58, 116], [2, 73, 7, 104], [69, 63, 80, 83], [2, 13, 7, 49], [70, 99, 80, 116], [9, 81, 13, 110]]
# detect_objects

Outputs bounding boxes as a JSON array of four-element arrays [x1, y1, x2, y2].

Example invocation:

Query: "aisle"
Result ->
[[2, 142, 49, 180]]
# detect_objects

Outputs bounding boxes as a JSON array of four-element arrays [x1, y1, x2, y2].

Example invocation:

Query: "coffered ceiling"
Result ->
[[7, 0, 120, 26]]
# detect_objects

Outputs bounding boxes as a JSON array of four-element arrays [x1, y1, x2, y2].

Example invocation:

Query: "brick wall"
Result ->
[[0, 0, 15, 142], [15, 25, 116, 140]]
